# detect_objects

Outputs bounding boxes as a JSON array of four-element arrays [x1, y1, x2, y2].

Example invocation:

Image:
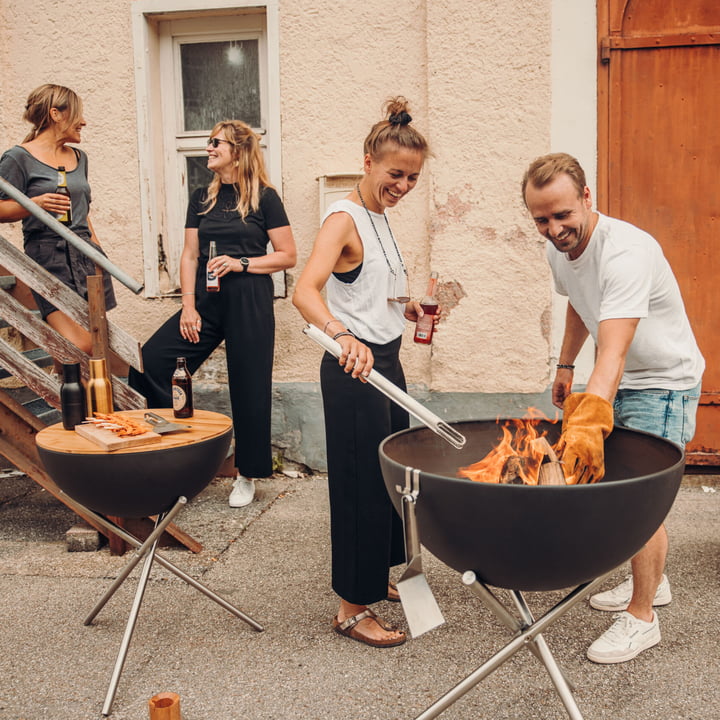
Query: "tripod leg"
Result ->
[[150, 553, 264, 631], [414, 625, 539, 720], [85, 499, 186, 625], [59, 491, 264, 631], [101, 523, 161, 716], [511, 591, 584, 720], [462, 572, 574, 688], [415, 577, 608, 720]]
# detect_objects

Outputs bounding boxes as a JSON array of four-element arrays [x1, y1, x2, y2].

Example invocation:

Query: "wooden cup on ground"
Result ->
[[148, 692, 181, 720]]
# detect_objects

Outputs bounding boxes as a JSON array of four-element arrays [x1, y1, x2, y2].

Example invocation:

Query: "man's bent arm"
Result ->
[[585, 317, 640, 403]]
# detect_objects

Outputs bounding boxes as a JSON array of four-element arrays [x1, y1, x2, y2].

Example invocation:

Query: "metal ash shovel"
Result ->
[[395, 467, 445, 637], [143, 412, 191, 434]]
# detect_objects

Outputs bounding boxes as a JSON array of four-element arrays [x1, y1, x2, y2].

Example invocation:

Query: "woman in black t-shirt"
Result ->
[[130, 120, 296, 507]]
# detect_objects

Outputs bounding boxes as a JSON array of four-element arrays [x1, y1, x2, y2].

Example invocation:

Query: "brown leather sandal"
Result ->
[[332, 609, 406, 648], [387, 581, 401, 602]]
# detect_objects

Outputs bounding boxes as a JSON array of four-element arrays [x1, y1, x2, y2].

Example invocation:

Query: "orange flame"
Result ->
[[458, 408, 560, 485]]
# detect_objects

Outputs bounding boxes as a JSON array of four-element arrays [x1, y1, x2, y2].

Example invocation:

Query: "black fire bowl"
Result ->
[[38, 430, 232, 518], [379, 420, 684, 591]]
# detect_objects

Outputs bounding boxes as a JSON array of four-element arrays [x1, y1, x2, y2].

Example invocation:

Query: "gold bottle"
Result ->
[[86, 358, 113, 414]]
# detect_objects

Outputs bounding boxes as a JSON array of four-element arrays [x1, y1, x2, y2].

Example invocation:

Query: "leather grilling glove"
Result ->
[[556, 392, 614, 484]]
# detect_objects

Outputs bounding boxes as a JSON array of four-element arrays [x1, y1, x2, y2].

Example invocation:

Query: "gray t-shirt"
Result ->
[[0, 145, 91, 242]]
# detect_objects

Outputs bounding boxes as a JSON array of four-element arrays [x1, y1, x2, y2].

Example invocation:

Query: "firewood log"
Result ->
[[532, 436, 567, 486], [500, 455, 527, 484]]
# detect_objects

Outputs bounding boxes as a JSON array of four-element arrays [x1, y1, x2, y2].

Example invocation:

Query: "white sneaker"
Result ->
[[229, 476, 255, 507], [589, 574, 672, 611], [587, 611, 661, 664]]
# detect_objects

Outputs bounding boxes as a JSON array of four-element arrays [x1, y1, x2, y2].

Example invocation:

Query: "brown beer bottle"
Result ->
[[55, 166, 72, 225], [206, 240, 220, 292], [172, 357, 193, 418], [413, 271, 439, 344]]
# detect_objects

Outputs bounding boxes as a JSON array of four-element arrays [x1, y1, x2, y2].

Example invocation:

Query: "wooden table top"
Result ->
[[36, 409, 232, 456]]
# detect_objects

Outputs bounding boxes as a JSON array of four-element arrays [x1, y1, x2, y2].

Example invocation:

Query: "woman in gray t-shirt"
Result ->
[[0, 83, 116, 355]]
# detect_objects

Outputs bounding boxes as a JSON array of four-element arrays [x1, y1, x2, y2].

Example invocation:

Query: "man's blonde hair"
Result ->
[[521, 152, 587, 207]]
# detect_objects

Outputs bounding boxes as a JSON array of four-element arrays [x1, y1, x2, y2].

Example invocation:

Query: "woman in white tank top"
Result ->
[[293, 97, 438, 648]]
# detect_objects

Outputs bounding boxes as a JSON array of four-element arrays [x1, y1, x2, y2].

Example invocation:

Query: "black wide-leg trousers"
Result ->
[[129, 273, 275, 478], [321, 336, 408, 606]]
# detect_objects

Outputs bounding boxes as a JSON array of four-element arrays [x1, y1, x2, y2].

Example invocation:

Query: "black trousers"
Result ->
[[321, 336, 408, 606], [129, 272, 274, 478]]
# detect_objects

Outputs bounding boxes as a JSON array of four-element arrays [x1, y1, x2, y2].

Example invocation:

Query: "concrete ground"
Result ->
[[0, 468, 718, 720]]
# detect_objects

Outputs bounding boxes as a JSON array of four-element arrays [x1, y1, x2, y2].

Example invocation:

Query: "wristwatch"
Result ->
[[239, 257, 250, 272]]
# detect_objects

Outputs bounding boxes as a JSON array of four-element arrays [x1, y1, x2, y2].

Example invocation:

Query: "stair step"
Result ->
[[2, 386, 61, 424], [23, 397, 61, 424], [0, 347, 54, 380], [1, 368, 61, 425], [0, 306, 41, 331]]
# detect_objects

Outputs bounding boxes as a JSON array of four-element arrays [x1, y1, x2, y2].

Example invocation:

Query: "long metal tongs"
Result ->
[[303, 324, 466, 449], [395, 467, 445, 637]]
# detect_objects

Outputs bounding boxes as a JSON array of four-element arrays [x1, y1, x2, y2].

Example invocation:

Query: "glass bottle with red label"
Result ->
[[413, 271, 439, 345]]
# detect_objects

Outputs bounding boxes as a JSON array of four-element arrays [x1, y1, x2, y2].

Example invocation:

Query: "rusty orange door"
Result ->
[[598, 0, 720, 464]]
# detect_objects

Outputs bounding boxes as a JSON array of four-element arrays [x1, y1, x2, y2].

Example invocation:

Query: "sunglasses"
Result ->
[[207, 137, 235, 148]]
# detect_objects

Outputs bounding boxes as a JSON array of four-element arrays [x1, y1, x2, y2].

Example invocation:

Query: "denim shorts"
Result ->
[[613, 382, 701, 448]]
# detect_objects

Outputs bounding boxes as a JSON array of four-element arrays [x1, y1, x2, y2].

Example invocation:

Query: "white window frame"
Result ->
[[131, 0, 281, 297], [159, 19, 268, 285]]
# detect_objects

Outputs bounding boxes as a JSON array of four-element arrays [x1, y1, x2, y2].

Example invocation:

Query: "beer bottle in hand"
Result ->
[[172, 357, 193, 418], [206, 240, 220, 292], [55, 166, 72, 225], [413, 271, 439, 344]]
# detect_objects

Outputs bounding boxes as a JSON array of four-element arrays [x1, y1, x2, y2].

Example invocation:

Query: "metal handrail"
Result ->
[[0, 175, 143, 294]]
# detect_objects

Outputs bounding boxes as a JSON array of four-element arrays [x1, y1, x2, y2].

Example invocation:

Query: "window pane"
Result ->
[[186, 156, 214, 200], [180, 40, 261, 131]]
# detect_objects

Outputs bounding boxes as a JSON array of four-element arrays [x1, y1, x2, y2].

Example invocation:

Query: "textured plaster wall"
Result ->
[[278, 0, 432, 385], [0, 0, 562, 466], [424, 0, 553, 393], [0, 0, 170, 333], [280, 0, 555, 395]]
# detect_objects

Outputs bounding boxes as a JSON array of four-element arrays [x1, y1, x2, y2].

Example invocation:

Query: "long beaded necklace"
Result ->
[[355, 184, 409, 302]]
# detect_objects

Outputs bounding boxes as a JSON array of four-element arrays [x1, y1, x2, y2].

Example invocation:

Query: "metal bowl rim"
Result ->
[[380, 419, 686, 488]]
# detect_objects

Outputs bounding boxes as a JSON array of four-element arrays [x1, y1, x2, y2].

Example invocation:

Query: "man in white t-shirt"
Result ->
[[522, 152, 704, 664]]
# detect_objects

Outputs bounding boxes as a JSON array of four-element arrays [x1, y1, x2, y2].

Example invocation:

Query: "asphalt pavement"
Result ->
[[0, 468, 718, 720]]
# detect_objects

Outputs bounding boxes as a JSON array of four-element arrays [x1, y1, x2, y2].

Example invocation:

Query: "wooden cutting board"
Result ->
[[74, 423, 162, 451]]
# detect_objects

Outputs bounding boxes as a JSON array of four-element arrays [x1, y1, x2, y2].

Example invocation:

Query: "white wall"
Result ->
[[549, 0, 598, 383]]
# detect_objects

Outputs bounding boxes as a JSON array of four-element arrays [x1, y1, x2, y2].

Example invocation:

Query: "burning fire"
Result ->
[[458, 409, 566, 486]]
